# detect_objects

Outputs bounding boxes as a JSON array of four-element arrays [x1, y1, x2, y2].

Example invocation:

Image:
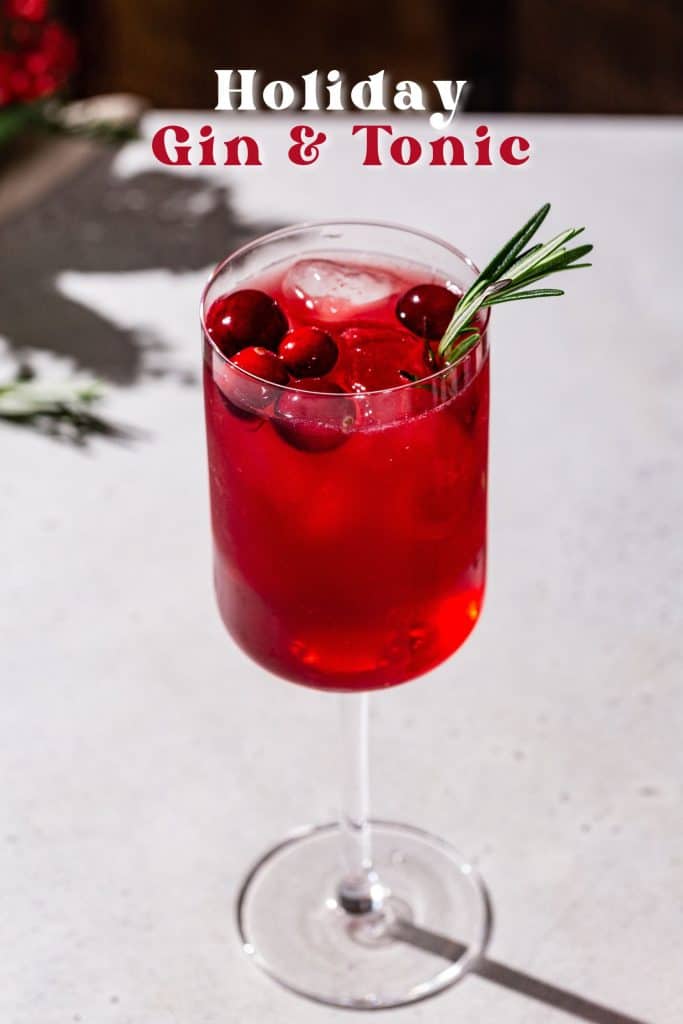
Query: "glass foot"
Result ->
[[235, 820, 492, 1009]]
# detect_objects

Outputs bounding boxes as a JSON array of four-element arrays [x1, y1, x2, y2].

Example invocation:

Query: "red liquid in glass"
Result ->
[[203, 256, 489, 692]]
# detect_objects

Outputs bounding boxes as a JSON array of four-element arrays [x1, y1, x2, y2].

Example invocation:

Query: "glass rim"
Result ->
[[200, 218, 490, 398]]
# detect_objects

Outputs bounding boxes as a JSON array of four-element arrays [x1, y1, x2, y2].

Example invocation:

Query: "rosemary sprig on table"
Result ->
[[439, 203, 593, 365], [0, 367, 119, 442], [0, 369, 102, 419]]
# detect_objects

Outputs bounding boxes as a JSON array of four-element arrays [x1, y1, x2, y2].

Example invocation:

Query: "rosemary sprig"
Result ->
[[0, 369, 103, 419], [0, 367, 119, 442], [439, 203, 592, 364]]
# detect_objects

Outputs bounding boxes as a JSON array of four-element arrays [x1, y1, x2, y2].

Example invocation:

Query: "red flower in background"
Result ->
[[6, 0, 49, 21], [0, 0, 77, 107]]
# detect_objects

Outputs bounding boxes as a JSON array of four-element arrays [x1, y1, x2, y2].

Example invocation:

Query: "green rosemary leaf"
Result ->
[[516, 242, 542, 260], [533, 241, 593, 270], [514, 238, 590, 278], [483, 287, 565, 305], [476, 203, 551, 283], [505, 247, 594, 289], [505, 228, 584, 284], [443, 329, 481, 364]]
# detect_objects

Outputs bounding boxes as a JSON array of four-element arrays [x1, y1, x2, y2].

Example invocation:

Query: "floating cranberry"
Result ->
[[279, 326, 338, 378], [396, 284, 458, 340], [225, 346, 290, 412], [274, 380, 355, 453], [231, 346, 289, 383], [206, 289, 288, 357]]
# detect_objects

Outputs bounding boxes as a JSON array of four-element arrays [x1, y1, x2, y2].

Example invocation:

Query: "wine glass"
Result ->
[[201, 221, 491, 1008]]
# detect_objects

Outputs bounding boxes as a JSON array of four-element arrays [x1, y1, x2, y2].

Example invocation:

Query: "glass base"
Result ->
[[236, 821, 492, 1010]]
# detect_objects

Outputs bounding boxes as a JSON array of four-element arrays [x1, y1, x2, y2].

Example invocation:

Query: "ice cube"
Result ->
[[338, 326, 428, 393], [282, 259, 400, 321]]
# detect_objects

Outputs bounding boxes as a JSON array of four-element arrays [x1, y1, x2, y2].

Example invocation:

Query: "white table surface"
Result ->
[[2, 114, 682, 1024]]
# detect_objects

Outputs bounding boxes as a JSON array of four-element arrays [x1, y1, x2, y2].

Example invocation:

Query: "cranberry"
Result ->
[[224, 346, 290, 412], [279, 327, 338, 378], [274, 380, 356, 453], [396, 284, 458, 340], [206, 289, 288, 357]]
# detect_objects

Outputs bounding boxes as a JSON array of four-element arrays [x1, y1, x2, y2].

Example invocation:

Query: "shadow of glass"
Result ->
[[392, 919, 650, 1024]]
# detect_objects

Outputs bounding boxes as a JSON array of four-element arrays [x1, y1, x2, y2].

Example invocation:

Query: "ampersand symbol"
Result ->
[[288, 125, 327, 165]]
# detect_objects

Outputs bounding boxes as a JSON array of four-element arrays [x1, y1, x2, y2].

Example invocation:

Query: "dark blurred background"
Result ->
[[63, 0, 682, 114]]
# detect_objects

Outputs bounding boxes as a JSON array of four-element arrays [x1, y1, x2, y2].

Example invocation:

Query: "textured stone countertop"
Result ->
[[1, 115, 681, 1024]]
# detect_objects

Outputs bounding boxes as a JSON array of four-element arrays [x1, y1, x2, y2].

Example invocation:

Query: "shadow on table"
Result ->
[[393, 919, 651, 1024], [0, 147, 277, 386]]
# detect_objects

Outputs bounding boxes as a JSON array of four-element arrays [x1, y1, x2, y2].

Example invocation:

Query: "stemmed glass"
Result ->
[[201, 221, 491, 1008]]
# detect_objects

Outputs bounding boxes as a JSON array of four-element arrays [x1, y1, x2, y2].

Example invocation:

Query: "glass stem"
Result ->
[[337, 693, 385, 914]]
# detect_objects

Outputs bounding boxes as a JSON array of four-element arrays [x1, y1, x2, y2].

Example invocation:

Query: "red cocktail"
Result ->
[[201, 222, 491, 1007], [204, 240, 488, 692]]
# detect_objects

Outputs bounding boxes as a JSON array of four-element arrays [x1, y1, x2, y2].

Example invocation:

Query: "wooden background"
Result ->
[[63, 0, 683, 114]]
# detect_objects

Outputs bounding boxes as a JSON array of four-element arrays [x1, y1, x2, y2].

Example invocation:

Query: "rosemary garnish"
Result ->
[[439, 203, 592, 365]]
